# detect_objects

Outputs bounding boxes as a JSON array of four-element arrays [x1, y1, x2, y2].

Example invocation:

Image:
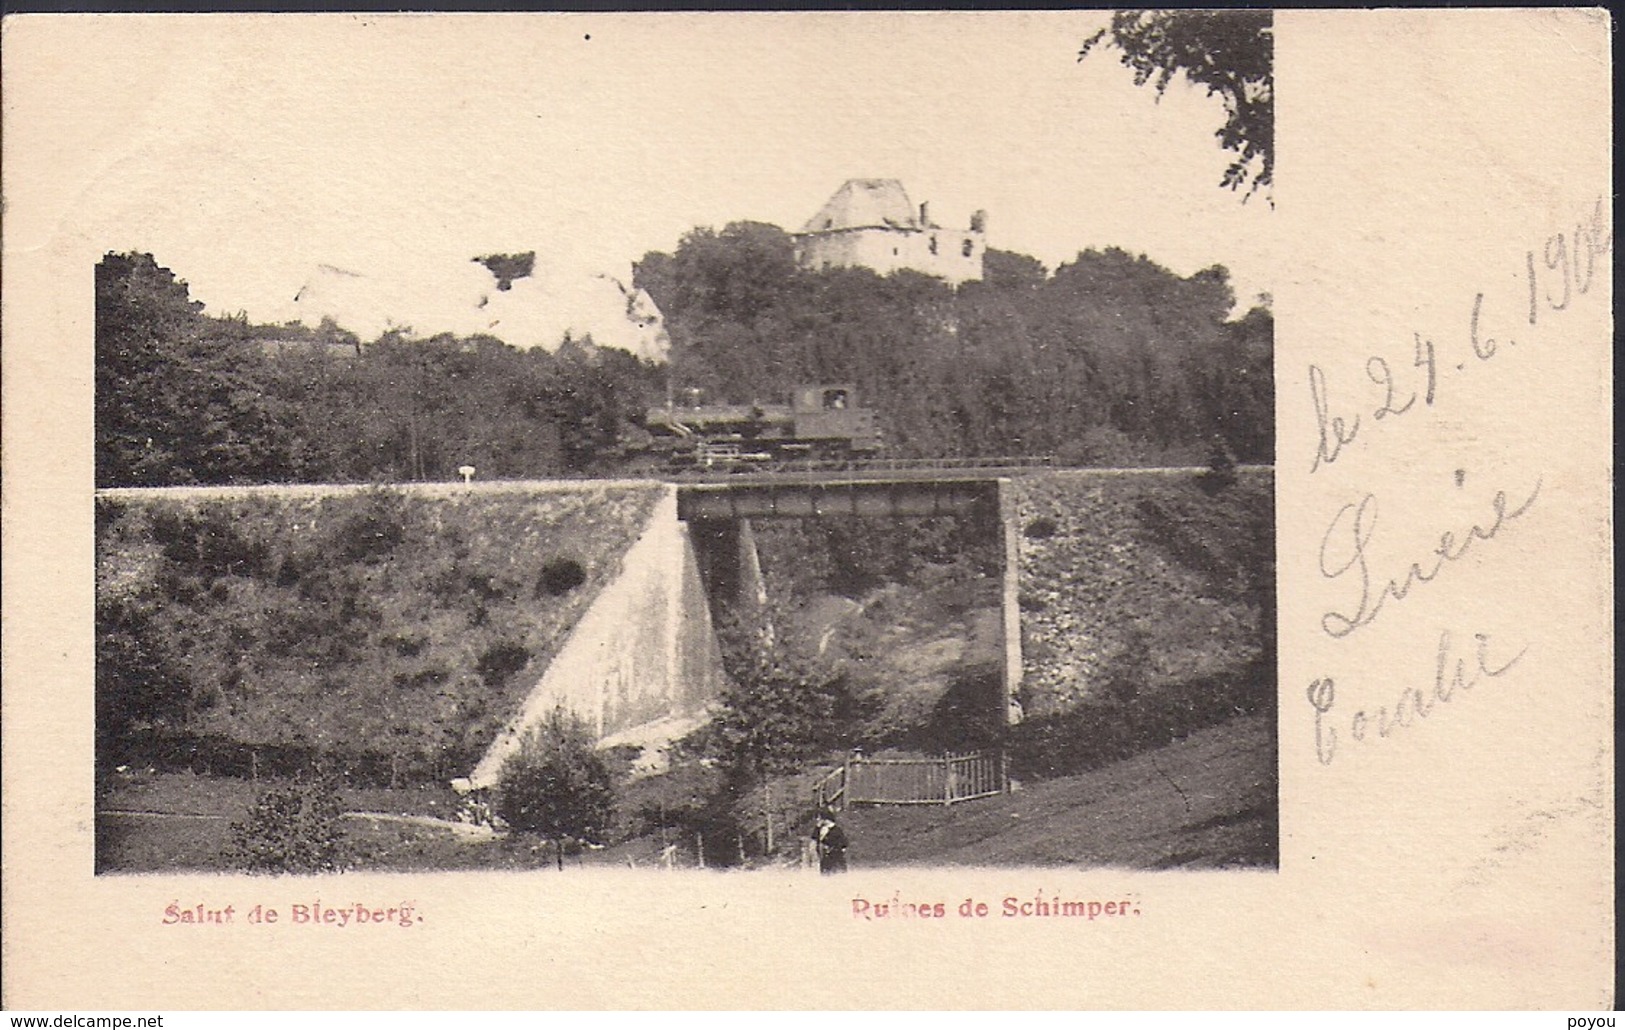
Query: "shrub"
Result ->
[[477, 641, 531, 686], [335, 489, 409, 563], [894, 664, 1006, 754], [1018, 591, 1049, 611], [150, 507, 270, 581], [223, 774, 349, 874], [1023, 517, 1059, 540], [383, 633, 428, 658], [536, 557, 587, 597], [96, 598, 189, 754], [1008, 658, 1273, 782], [1197, 443, 1239, 495], [497, 709, 615, 870]]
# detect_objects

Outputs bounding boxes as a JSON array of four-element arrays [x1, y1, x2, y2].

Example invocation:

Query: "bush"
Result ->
[[335, 489, 409, 563], [477, 641, 531, 686], [1197, 444, 1238, 495], [887, 664, 1007, 754], [150, 507, 270, 582], [536, 557, 587, 597], [1008, 658, 1273, 782], [707, 604, 879, 780], [224, 774, 349, 874], [497, 709, 615, 870], [1023, 517, 1059, 540]]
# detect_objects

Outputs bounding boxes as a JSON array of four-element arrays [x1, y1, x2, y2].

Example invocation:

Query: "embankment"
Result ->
[[1008, 468, 1273, 716], [95, 481, 665, 783]]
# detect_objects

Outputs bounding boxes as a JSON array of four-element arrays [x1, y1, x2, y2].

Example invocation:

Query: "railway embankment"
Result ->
[[95, 480, 675, 785], [1008, 467, 1273, 718]]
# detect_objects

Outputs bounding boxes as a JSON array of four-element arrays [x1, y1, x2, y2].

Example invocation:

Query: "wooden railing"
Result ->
[[813, 765, 847, 811], [814, 751, 1007, 811]]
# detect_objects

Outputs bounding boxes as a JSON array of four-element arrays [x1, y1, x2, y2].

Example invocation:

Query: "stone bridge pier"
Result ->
[[687, 517, 770, 617]]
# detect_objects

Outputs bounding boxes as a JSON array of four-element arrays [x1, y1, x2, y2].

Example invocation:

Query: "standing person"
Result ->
[[814, 809, 849, 874]]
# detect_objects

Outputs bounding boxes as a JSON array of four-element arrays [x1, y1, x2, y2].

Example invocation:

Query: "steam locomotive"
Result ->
[[643, 384, 884, 468]]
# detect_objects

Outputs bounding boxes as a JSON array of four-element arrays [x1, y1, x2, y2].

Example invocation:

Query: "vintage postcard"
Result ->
[[1, 9, 1612, 1010]]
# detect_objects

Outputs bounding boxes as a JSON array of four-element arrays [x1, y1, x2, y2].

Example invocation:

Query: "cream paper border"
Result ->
[[1, 10, 1612, 1010]]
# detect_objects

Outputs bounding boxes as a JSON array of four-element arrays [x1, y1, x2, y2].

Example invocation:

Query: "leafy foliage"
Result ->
[[536, 557, 587, 597], [701, 605, 876, 784], [98, 237, 1269, 487], [655, 603, 882, 867], [1023, 517, 1058, 540], [95, 252, 665, 488], [96, 254, 300, 487], [638, 229, 1272, 467], [1009, 657, 1273, 782], [224, 774, 350, 874], [496, 709, 615, 868], [334, 487, 410, 563], [1081, 10, 1274, 200]]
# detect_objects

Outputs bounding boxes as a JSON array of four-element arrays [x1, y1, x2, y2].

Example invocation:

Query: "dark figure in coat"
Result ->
[[814, 810, 849, 874]]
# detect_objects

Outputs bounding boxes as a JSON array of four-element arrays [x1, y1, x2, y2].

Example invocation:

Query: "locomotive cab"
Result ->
[[792, 385, 853, 412], [790, 383, 882, 456]]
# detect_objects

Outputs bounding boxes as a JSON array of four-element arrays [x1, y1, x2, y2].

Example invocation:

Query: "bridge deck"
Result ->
[[676, 476, 1002, 520]]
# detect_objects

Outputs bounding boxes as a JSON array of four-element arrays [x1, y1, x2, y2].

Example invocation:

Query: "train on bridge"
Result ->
[[634, 382, 1066, 479], [642, 383, 885, 469]]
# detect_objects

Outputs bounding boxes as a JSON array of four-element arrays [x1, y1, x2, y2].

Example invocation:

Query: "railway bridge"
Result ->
[[676, 472, 1024, 726], [464, 461, 1262, 784]]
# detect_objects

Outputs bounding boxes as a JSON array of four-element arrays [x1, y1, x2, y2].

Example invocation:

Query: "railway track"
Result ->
[[95, 461, 1272, 499], [656, 457, 1273, 485], [656, 454, 1062, 482]]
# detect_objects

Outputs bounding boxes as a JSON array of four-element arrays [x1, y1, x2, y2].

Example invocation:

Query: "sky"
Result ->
[[79, 12, 1273, 341]]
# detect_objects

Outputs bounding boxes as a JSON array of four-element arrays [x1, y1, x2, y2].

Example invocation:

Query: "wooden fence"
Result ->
[[814, 751, 1006, 811]]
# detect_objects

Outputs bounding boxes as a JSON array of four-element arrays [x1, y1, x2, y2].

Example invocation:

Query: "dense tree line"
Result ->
[[97, 236, 1270, 489], [95, 253, 663, 488], [636, 223, 1272, 467]]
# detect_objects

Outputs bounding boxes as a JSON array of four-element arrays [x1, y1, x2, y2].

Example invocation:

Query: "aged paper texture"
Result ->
[[2, 9, 1612, 1010]]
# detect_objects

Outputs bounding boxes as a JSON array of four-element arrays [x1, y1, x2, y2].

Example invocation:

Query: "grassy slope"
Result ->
[[97, 771, 493, 873], [97, 711, 1275, 874], [1012, 469, 1273, 716], [95, 483, 661, 781], [839, 712, 1276, 869]]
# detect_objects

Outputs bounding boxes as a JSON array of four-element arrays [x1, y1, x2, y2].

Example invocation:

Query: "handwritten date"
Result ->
[[1311, 197, 1611, 475]]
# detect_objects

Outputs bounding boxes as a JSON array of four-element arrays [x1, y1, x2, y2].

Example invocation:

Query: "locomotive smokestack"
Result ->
[[919, 201, 930, 227]]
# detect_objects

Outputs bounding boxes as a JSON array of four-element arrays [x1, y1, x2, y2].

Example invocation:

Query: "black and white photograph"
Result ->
[[4, 7, 1611, 1014], [90, 11, 1275, 876]]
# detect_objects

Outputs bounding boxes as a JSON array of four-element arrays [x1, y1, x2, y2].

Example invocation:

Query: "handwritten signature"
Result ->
[[1307, 629, 1527, 766], [1319, 475, 1541, 639]]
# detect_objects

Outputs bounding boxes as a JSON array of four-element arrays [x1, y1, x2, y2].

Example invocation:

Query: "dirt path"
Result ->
[[100, 810, 230, 820], [102, 808, 498, 841], [344, 812, 498, 841]]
